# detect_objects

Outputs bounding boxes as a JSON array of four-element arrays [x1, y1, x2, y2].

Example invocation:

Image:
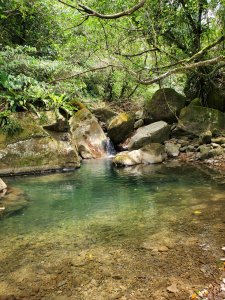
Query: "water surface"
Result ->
[[1, 159, 225, 299]]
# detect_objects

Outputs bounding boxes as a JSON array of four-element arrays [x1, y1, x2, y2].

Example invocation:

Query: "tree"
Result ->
[[55, 0, 225, 101]]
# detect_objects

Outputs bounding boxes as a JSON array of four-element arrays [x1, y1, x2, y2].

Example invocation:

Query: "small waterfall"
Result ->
[[104, 138, 116, 157]]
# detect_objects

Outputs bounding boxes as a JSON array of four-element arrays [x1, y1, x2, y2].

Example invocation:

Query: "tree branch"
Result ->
[[58, 0, 146, 19], [115, 48, 158, 58], [139, 56, 225, 85], [50, 65, 115, 84]]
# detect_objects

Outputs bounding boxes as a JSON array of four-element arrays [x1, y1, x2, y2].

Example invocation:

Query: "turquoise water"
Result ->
[[1, 160, 221, 236], [1, 159, 225, 299]]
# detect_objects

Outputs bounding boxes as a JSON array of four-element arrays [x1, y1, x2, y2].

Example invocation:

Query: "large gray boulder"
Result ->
[[0, 112, 80, 175], [113, 143, 166, 167], [178, 106, 225, 136], [143, 88, 186, 124], [70, 108, 108, 159], [107, 112, 135, 145], [128, 121, 170, 150]]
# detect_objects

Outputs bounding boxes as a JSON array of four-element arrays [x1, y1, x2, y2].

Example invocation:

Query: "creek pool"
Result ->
[[1, 159, 225, 300]]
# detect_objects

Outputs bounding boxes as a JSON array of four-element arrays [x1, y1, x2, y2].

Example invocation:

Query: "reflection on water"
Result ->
[[1, 159, 225, 299]]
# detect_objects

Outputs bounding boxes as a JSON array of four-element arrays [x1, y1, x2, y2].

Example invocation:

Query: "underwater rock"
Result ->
[[0, 186, 29, 218]]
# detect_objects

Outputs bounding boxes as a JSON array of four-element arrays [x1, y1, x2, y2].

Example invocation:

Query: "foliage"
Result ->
[[1, 0, 225, 117]]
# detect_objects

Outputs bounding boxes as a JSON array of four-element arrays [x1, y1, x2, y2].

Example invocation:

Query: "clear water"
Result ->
[[1, 159, 225, 299]]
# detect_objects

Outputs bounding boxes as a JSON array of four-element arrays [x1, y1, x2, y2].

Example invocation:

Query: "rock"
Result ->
[[70, 108, 108, 159], [211, 142, 220, 148], [107, 112, 135, 144], [167, 283, 179, 293], [206, 87, 225, 112], [0, 187, 29, 218], [113, 143, 166, 166], [178, 106, 225, 136], [199, 130, 212, 144], [143, 88, 186, 124], [198, 147, 209, 160], [199, 145, 223, 160], [43, 119, 69, 132], [128, 121, 170, 150], [211, 137, 225, 144], [134, 119, 144, 129], [0, 112, 80, 175], [0, 178, 7, 192], [180, 146, 188, 152], [158, 246, 169, 252], [165, 142, 181, 157], [208, 146, 224, 158], [92, 107, 117, 123], [188, 97, 202, 107], [135, 110, 143, 120], [187, 145, 196, 152]]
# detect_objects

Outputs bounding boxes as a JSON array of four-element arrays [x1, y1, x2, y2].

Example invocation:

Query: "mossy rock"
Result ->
[[107, 112, 135, 145], [206, 88, 225, 112], [178, 106, 225, 136], [92, 107, 117, 123], [0, 112, 80, 175], [188, 98, 202, 107], [143, 88, 186, 124]]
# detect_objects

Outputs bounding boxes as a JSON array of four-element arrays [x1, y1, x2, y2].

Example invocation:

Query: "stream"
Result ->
[[1, 159, 225, 299]]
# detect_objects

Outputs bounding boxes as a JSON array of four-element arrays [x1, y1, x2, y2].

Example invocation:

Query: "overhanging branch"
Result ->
[[50, 65, 115, 84], [139, 56, 225, 85], [58, 0, 146, 19]]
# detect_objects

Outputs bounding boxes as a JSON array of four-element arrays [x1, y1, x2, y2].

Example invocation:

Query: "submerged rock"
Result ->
[[113, 143, 166, 166], [143, 88, 186, 124], [70, 108, 108, 159], [128, 121, 170, 150], [107, 112, 135, 145], [0, 186, 29, 218]]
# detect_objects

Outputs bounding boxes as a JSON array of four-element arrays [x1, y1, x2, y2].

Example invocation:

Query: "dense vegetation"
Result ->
[[1, 0, 225, 120]]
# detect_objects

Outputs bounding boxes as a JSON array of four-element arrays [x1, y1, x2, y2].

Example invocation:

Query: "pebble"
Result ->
[[167, 283, 179, 293]]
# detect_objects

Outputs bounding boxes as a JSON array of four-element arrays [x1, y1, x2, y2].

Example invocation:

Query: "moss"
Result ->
[[69, 99, 86, 110], [178, 106, 225, 136]]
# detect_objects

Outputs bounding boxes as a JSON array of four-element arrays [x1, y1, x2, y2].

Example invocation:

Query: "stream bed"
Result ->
[[1, 159, 225, 300]]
